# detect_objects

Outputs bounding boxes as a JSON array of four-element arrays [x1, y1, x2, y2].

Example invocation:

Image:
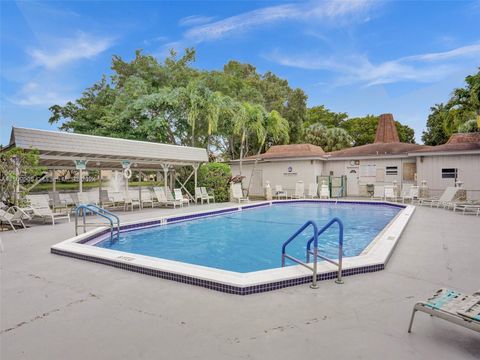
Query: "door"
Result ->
[[251, 170, 263, 196], [347, 169, 359, 196]]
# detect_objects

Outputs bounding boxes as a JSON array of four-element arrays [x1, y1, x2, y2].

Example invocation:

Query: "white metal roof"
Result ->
[[9, 127, 208, 169]]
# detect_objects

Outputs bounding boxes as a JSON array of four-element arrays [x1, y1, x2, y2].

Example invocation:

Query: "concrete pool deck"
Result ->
[[1, 202, 479, 359]]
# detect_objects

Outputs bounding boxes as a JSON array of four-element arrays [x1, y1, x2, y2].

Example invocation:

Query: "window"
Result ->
[[403, 163, 416, 181], [441, 168, 457, 179], [360, 165, 376, 177], [386, 166, 398, 176]]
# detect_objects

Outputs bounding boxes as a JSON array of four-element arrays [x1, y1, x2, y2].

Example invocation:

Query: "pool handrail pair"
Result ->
[[74, 204, 120, 241], [281, 217, 344, 288]]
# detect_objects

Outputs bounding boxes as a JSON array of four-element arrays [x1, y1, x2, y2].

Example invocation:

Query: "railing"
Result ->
[[281, 217, 344, 289], [306, 217, 344, 284], [281, 220, 320, 289], [75, 204, 120, 241]]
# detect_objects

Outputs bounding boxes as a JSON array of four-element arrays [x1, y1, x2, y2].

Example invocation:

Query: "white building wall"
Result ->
[[323, 157, 416, 196], [416, 154, 480, 199], [231, 160, 322, 197]]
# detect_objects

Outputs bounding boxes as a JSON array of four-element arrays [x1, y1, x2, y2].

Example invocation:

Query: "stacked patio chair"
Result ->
[[408, 288, 480, 334]]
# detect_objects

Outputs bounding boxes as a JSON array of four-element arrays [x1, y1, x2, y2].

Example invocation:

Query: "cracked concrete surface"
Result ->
[[0, 203, 479, 359]]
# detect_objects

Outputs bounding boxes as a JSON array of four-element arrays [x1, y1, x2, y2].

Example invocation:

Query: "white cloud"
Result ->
[[8, 81, 72, 107], [266, 43, 480, 87], [179, 15, 216, 27], [182, 0, 376, 43], [28, 32, 114, 69]]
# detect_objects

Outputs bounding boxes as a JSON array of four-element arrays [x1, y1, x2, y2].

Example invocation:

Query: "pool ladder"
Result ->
[[75, 204, 120, 241], [281, 217, 344, 288]]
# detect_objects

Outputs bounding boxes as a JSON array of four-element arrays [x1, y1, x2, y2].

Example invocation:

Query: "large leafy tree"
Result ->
[[305, 105, 348, 128], [422, 68, 480, 145]]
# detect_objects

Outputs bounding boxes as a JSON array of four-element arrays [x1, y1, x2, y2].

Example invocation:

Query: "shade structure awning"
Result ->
[[7, 127, 208, 170]]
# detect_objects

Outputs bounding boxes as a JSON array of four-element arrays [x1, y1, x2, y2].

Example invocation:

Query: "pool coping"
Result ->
[[51, 200, 415, 295]]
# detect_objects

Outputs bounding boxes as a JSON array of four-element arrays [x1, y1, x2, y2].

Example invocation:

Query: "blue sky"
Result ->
[[1, 0, 480, 145]]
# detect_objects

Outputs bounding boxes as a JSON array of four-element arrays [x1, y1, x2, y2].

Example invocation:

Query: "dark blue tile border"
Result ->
[[51, 247, 384, 295]]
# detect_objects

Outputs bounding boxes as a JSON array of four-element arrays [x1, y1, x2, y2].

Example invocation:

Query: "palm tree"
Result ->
[[246, 110, 289, 196], [233, 102, 265, 177]]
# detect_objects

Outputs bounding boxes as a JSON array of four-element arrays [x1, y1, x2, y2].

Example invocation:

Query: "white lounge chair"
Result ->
[[86, 191, 100, 206], [153, 187, 180, 208], [124, 190, 141, 211], [26, 194, 70, 225], [384, 185, 396, 201], [100, 189, 115, 208], [319, 184, 329, 199], [201, 187, 215, 204], [402, 185, 419, 203], [48, 191, 68, 212], [420, 187, 459, 208], [140, 189, 154, 208], [232, 183, 249, 203], [307, 183, 318, 198], [174, 189, 190, 206], [291, 181, 305, 199], [195, 187, 205, 204], [453, 201, 480, 215], [0, 207, 28, 232], [274, 185, 288, 199], [408, 288, 480, 334], [372, 185, 385, 200]]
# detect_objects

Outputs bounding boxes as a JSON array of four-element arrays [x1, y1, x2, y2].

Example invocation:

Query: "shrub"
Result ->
[[198, 162, 231, 202]]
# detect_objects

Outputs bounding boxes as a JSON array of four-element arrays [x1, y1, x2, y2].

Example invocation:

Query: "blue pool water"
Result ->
[[96, 202, 401, 273]]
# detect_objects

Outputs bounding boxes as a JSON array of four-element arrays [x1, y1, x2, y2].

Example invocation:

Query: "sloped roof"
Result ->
[[411, 132, 480, 154], [374, 113, 400, 143], [245, 143, 325, 160], [8, 127, 208, 169], [327, 142, 429, 158]]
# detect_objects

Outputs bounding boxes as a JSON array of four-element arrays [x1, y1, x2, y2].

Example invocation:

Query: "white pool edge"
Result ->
[[51, 200, 415, 293]]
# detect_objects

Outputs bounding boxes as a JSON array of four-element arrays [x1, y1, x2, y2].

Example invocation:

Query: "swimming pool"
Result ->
[[95, 202, 400, 273], [52, 200, 415, 294]]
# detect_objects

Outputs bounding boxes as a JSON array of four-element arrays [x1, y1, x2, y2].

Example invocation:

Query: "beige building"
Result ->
[[230, 114, 480, 199]]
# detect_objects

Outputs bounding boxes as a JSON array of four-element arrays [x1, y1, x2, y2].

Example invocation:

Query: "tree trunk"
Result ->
[[246, 136, 266, 197], [239, 129, 245, 176]]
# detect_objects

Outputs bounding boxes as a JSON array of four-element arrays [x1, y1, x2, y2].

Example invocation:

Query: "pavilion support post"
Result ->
[[79, 169, 83, 193], [193, 163, 199, 203], [162, 164, 169, 187], [98, 169, 102, 202], [138, 171, 143, 207], [52, 168, 56, 192]]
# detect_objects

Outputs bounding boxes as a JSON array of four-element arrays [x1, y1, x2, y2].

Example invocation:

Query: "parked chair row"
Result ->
[[272, 182, 328, 200]]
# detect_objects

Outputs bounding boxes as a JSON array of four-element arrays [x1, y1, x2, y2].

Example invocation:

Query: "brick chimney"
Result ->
[[374, 113, 400, 143]]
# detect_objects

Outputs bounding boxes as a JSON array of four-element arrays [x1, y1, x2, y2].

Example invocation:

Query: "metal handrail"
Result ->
[[281, 220, 320, 289], [74, 204, 120, 241], [306, 217, 344, 284]]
